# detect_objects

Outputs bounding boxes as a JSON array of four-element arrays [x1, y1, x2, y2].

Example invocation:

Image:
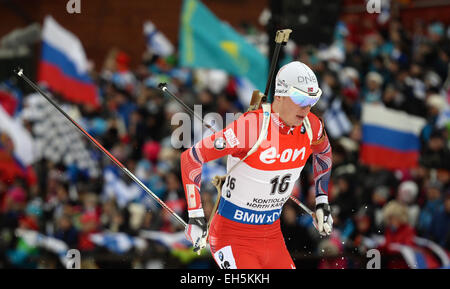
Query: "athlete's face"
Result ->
[[274, 95, 311, 127]]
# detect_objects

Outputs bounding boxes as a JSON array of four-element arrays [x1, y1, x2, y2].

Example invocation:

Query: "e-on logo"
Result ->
[[259, 147, 306, 164]]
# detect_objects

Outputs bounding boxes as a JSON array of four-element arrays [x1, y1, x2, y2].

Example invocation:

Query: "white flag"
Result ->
[[0, 105, 36, 166]]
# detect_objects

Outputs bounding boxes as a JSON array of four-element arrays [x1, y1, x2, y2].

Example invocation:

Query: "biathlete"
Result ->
[[181, 61, 333, 269]]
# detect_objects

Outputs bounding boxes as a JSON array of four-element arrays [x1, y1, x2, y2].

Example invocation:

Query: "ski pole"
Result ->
[[14, 68, 188, 228]]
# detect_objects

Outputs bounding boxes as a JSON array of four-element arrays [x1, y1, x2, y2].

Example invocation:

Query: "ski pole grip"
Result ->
[[248, 90, 265, 111], [275, 29, 292, 44]]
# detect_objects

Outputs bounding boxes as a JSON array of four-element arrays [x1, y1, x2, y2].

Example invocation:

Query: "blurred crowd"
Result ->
[[0, 13, 449, 269]]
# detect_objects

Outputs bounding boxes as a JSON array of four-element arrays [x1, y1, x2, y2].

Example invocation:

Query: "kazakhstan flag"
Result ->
[[180, 0, 268, 91]]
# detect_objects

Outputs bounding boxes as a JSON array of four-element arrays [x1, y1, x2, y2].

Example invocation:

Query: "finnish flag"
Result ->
[[102, 166, 142, 209], [90, 232, 147, 254], [323, 98, 352, 139], [15, 229, 69, 267], [143, 21, 174, 57], [139, 230, 192, 249]]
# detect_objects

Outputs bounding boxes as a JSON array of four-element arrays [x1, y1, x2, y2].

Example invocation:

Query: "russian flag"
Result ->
[[0, 87, 18, 117], [38, 16, 99, 108], [360, 104, 426, 170]]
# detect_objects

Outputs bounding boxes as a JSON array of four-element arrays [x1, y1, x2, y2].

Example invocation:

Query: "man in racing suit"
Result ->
[[181, 61, 333, 269]]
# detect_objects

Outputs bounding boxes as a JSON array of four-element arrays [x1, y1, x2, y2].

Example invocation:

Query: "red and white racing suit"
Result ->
[[180, 105, 332, 269]]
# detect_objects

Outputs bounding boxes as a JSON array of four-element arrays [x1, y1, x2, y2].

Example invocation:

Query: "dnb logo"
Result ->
[[297, 75, 317, 85]]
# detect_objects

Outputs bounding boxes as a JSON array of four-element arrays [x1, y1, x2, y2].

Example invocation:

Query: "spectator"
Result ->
[[54, 214, 79, 248], [368, 186, 391, 229], [1, 183, 27, 230], [363, 71, 383, 103], [420, 130, 450, 170], [346, 208, 375, 254], [378, 200, 416, 268], [396, 180, 420, 227], [417, 180, 444, 236], [78, 212, 99, 252], [381, 200, 415, 246], [317, 233, 347, 269], [429, 191, 450, 249]]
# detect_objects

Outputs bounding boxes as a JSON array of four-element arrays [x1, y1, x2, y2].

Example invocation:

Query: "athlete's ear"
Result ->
[[273, 95, 282, 102]]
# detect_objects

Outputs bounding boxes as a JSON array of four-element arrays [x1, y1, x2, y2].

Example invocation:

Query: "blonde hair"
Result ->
[[382, 200, 409, 225]]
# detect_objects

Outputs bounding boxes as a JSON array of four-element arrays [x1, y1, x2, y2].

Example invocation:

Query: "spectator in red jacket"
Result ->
[[78, 212, 99, 252], [381, 200, 416, 247], [378, 200, 416, 268]]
